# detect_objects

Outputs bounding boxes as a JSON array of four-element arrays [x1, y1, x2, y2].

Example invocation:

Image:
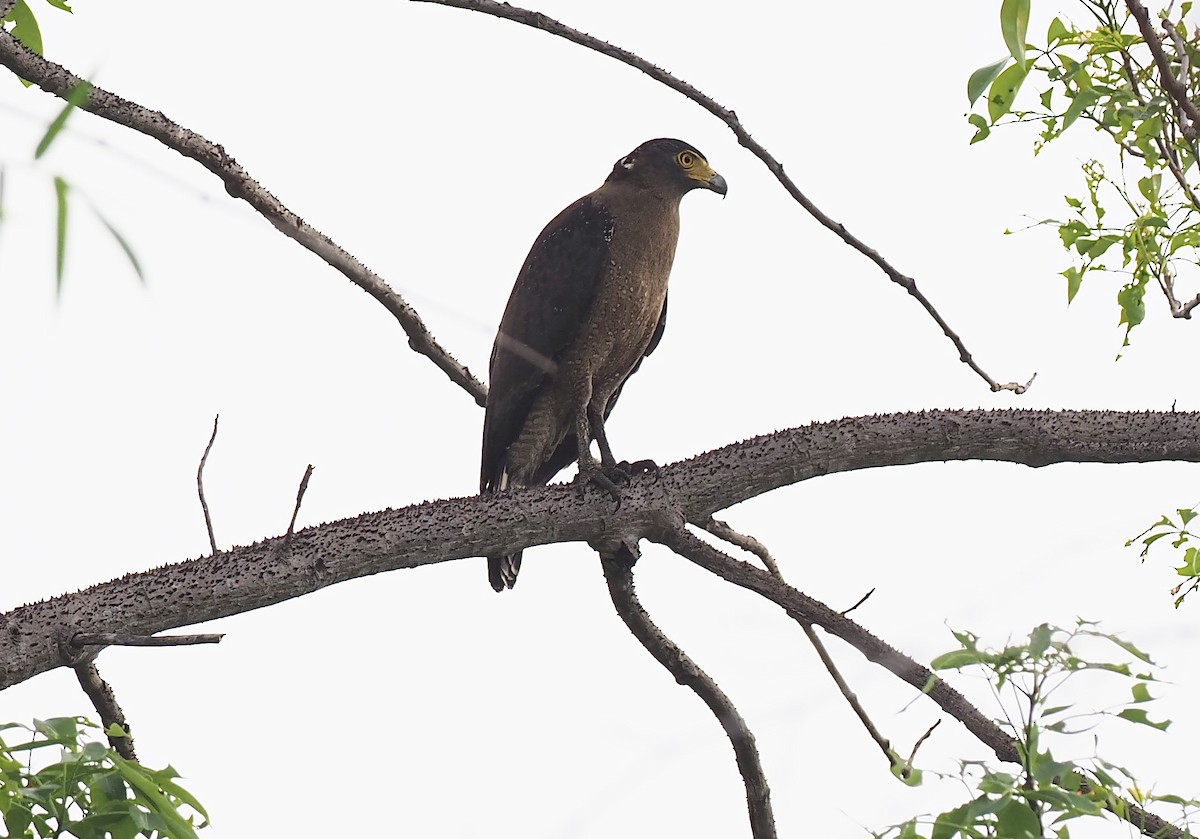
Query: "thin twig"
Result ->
[[801, 621, 912, 777], [0, 30, 487, 406], [697, 517, 781, 577], [654, 525, 1185, 839], [415, 0, 1032, 394], [841, 589, 875, 616], [907, 720, 940, 765], [197, 414, 219, 554], [599, 546, 776, 839], [72, 633, 224, 647], [1126, 0, 1200, 140], [287, 464, 314, 537], [73, 662, 137, 761]]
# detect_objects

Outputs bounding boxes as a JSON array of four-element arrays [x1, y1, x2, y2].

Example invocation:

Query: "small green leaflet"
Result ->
[[92, 205, 145, 283], [988, 62, 1028, 123]]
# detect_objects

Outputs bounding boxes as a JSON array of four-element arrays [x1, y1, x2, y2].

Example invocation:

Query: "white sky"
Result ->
[[1, 1, 1197, 837]]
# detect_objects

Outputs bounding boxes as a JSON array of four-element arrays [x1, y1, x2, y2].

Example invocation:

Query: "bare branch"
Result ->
[[696, 516, 781, 577], [1127, 0, 1200, 140], [7, 408, 1200, 690], [599, 547, 776, 839], [414, 0, 1031, 394], [0, 30, 487, 406], [655, 526, 1185, 839], [197, 414, 219, 555], [72, 633, 224, 647], [287, 464, 315, 538], [73, 662, 137, 761]]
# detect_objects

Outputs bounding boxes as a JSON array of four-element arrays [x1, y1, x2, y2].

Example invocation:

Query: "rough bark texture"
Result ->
[[4, 408, 1200, 690]]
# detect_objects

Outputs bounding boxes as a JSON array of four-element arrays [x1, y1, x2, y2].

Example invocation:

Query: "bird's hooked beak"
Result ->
[[705, 171, 728, 197], [687, 159, 727, 197]]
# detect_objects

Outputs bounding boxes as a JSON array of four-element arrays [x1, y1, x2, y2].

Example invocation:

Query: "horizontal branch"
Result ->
[[0, 30, 487, 406], [4, 408, 1200, 689]]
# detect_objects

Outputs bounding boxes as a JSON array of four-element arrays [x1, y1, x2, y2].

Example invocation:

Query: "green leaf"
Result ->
[[1001, 0, 1031, 69], [1062, 87, 1101, 131], [1117, 282, 1145, 331], [1047, 16, 1070, 45], [1116, 708, 1170, 730], [92, 207, 145, 283], [53, 175, 69, 293], [44, 0, 73, 10], [931, 802, 970, 839], [968, 56, 1011, 105], [1131, 682, 1153, 702], [1063, 267, 1083, 303], [989, 61, 1029, 123], [1175, 546, 1200, 576], [1039, 88, 1054, 110], [1028, 623, 1053, 657], [1178, 508, 1197, 526], [931, 649, 988, 670], [968, 113, 991, 144], [996, 798, 1040, 837], [35, 80, 92, 159], [1137, 174, 1161, 203]]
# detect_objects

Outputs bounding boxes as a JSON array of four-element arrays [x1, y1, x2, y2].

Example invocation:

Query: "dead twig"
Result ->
[[0, 30, 486, 406], [287, 464, 314, 537], [197, 414, 219, 554], [841, 589, 875, 616], [599, 545, 776, 839], [73, 662, 137, 761], [415, 0, 1032, 394], [72, 632, 224, 647]]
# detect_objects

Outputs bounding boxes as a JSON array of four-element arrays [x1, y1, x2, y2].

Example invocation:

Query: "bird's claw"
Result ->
[[575, 465, 623, 507]]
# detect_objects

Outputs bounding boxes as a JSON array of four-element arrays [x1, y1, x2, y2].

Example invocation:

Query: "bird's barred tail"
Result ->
[[488, 552, 522, 592]]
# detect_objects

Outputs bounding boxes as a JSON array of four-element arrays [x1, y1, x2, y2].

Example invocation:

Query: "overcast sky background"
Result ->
[[2, 1, 1198, 836]]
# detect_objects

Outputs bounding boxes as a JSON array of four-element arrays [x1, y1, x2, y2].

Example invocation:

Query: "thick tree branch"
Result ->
[[0, 30, 487, 406], [414, 0, 1031, 394], [656, 526, 1186, 839], [600, 548, 775, 838], [5, 408, 1200, 691]]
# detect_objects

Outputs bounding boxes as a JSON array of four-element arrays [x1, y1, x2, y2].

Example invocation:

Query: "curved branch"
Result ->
[[414, 0, 1031, 394], [5, 408, 1200, 690], [600, 548, 775, 838], [0, 30, 487, 406]]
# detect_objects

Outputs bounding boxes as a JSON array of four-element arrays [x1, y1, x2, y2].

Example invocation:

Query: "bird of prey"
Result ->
[[480, 138, 727, 592]]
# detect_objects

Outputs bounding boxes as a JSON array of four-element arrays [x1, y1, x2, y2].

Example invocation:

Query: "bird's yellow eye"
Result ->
[[676, 151, 697, 169]]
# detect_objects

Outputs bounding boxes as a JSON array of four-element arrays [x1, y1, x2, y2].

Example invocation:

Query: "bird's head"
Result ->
[[606, 138, 727, 198]]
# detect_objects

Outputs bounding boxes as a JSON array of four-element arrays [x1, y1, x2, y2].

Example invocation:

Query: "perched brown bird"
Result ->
[[480, 138, 726, 592]]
